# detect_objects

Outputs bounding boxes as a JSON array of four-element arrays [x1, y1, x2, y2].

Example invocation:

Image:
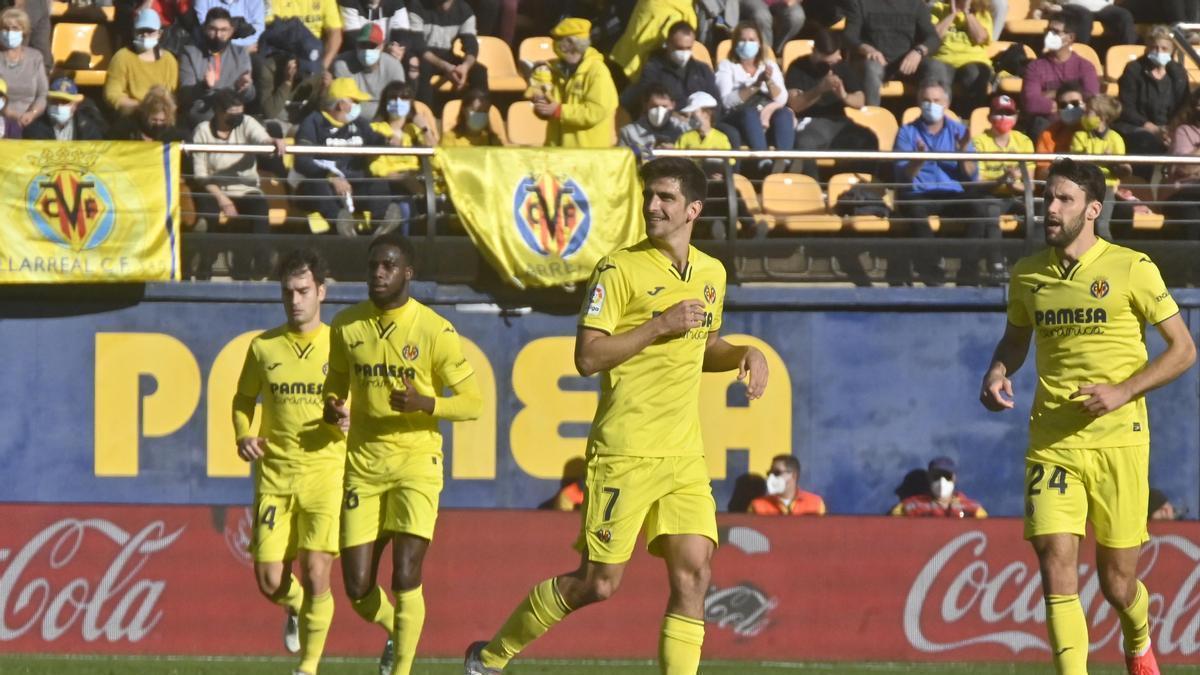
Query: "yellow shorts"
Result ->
[[341, 451, 443, 549], [1023, 445, 1149, 549], [251, 481, 342, 563], [575, 454, 718, 564]]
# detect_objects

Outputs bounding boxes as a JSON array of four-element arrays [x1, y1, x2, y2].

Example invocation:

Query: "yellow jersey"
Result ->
[[233, 324, 346, 495], [675, 128, 732, 151], [266, 0, 342, 39], [1007, 239, 1179, 449], [369, 120, 425, 176], [971, 129, 1034, 195], [325, 299, 474, 463], [1069, 128, 1125, 185], [579, 239, 726, 457], [930, 3, 993, 68]]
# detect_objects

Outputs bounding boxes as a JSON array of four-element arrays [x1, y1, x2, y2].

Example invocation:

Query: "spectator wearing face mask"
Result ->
[[332, 23, 406, 121], [24, 77, 107, 140], [971, 94, 1031, 281], [891, 456, 987, 518], [110, 85, 186, 141], [1070, 93, 1130, 186], [0, 79, 22, 138], [106, 9, 180, 116], [747, 454, 826, 516], [609, 0, 697, 84], [1113, 26, 1188, 169], [1033, 80, 1086, 179], [619, 21, 719, 119], [441, 88, 504, 146], [0, 8, 46, 128], [367, 80, 434, 232], [179, 8, 256, 129], [619, 84, 687, 163], [675, 91, 732, 179], [715, 20, 792, 175], [1020, 10, 1099, 139]]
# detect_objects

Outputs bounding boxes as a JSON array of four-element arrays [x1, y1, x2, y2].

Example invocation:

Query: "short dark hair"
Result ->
[[640, 157, 707, 205], [204, 6, 232, 24], [666, 20, 693, 40], [368, 233, 416, 266], [1046, 158, 1106, 207], [1047, 7, 1086, 39], [642, 83, 673, 107], [812, 28, 839, 56], [211, 87, 241, 113], [772, 454, 800, 475], [277, 248, 328, 285], [1056, 80, 1084, 100]]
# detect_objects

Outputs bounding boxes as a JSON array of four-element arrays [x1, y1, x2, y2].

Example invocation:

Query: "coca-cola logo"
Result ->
[[0, 518, 184, 643], [904, 531, 1200, 656], [222, 507, 253, 567], [705, 583, 777, 637]]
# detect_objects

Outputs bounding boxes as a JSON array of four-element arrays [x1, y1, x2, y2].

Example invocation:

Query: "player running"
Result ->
[[980, 159, 1196, 675], [233, 249, 347, 675], [465, 157, 769, 675], [324, 234, 482, 675]]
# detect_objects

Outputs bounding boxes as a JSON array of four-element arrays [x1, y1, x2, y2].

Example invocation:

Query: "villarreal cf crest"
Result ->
[[26, 152, 115, 252], [1090, 278, 1110, 299], [512, 172, 592, 259]]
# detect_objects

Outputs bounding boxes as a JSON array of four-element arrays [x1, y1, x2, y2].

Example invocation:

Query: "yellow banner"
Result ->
[[437, 147, 643, 288], [0, 141, 181, 283]]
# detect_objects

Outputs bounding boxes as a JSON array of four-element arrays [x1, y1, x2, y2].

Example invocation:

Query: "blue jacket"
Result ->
[[293, 110, 387, 180], [894, 116, 976, 194]]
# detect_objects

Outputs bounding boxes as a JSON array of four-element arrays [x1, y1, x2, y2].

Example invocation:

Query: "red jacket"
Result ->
[[891, 492, 987, 518]]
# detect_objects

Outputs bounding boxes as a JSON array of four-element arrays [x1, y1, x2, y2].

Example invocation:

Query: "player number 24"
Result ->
[[1027, 464, 1068, 496]]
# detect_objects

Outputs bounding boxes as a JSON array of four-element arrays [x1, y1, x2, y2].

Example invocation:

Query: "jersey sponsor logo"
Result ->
[[401, 344, 420, 361], [269, 381, 324, 396], [512, 172, 592, 259], [27, 152, 116, 252], [1090, 278, 1110, 299], [587, 284, 605, 317], [704, 283, 717, 305], [353, 362, 416, 382], [1033, 307, 1107, 326]]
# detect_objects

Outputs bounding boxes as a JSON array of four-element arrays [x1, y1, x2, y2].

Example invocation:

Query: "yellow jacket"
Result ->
[[610, 0, 696, 81], [547, 47, 618, 148]]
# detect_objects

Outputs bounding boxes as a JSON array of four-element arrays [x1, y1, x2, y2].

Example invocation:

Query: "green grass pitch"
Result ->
[[4, 656, 1200, 674]]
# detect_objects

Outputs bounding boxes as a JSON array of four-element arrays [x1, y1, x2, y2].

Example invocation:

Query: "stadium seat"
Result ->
[[440, 99, 510, 144], [714, 39, 777, 64], [413, 100, 440, 144], [1070, 43, 1104, 85], [475, 35, 527, 92], [760, 173, 842, 232], [1132, 211, 1165, 230], [1104, 44, 1142, 95], [1004, 0, 1103, 35], [506, 100, 547, 146], [969, 106, 989, 138], [844, 105, 898, 151], [988, 41, 1036, 95], [690, 41, 713, 68], [899, 106, 960, 125], [828, 172, 890, 233], [781, 39, 814, 72], [51, 22, 113, 86], [732, 173, 771, 229], [518, 36, 554, 64], [51, 1, 114, 21]]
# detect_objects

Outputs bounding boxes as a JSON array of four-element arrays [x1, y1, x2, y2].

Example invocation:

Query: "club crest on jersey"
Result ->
[[587, 284, 605, 317], [1090, 278, 1110, 299], [322, 363, 329, 375], [595, 529, 612, 543], [401, 344, 419, 360], [704, 283, 717, 305], [512, 171, 592, 259]]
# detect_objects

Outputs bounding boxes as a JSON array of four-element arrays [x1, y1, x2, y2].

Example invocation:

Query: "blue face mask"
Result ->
[[466, 110, 489, 131], [1059, 104, 1084, 124], [2, 30, 22, 49], [735, 40, 760, 60], [1149, 51, 1172, 67], [347, 102, 362, 121], [48, 104, 72, 125], [920, 101, 945, 124], [134, 35, 158, 52], [358, 47, 381, 67], [386, 98, 411, 119]]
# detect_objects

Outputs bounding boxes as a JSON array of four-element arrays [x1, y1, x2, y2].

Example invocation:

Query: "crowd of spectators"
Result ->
[[3, 0, 1200, 281]]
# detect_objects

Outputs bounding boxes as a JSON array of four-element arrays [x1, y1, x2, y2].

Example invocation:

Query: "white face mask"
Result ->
[[920, 101, 945, 124], [931, 477, 955, 501], [49, 104, 72, 125], [2, 30, 22, 49], [1043, 31, 1064, 53], [669, 48, 691, 66], [765, 473, 788, 496], [647, 105, 671, 128]]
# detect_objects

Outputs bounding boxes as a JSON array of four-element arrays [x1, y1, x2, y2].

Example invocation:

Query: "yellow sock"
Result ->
[[350, 585, 395, 634], [1118, 581, 1152, 656], [659, 613, 704, 675], [1046, 594, 1089, 675], [481, 578, 571, 669], [390, 586, 425, 675], [272, 573, 304, 615], [297, 591, 333, 675]]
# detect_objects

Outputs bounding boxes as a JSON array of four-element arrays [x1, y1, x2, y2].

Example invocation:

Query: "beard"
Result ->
[[1044, 209, 1087, 247]]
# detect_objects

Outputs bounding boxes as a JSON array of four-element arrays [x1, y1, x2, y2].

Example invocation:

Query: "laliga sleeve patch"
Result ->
[[587, 284, 605, 317]]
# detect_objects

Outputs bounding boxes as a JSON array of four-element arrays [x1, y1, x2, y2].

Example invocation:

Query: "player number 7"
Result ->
[[602, 487, 621, 521]]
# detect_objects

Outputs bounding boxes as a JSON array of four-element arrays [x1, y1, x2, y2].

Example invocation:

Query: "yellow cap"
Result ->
[[326, 77, 372, 102], [550, 17, 590, 39]]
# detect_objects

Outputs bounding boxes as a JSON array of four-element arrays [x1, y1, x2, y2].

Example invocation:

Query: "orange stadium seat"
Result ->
[[781, 39, 813, 72], [1004, 0, 1103, 36], [51, 22, 113, 86], [441, 98, 510, 144], [518, 36, 554, 64], [828, 172, 891, 233], [844, 105, 898, 151], [475, 35, 526, 92], [1070, 43, 1104, 83], [732, 173, 770, 230], [761, 173, 842, 233], [413, 100, 440, 145], [690, 41, 712, 68], [969, 106, 989, 138], [1104, 44, 1142, 95], [506, 100, 546, 146]]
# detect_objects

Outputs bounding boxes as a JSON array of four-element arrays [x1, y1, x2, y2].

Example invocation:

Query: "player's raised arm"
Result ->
[[980, 321, 1033, 411], [702, 332, 768, 400]]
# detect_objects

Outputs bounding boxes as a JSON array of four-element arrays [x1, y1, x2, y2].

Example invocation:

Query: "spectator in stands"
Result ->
[[193, 0, 266, 49], [785, 27, 876, 179], [1051, 0, 1136, 56], [190, 88, 283, 276], [24, 76, 107, 140], [441, 88, 504, 145], [179, 8, 255, 129], [409, 0, 487, 104], [676, 91, 732, 179], [338, 0, 410, 58], [891, 456, 987, 517], [619, 84, 687, 162], [1020, 10, 1099, 139], [610, 0, 697, 83], [1114, 26, 1188, 171], [971, 94, 1031, 282], [1165, 89, 1200, 250], [747, 454, 826, 516], [715, 21, 792, 175], [264, 0, 343, 72], [15, 0, 48, 73], [1149, 488, 1179, 521], [367, 80, 432, 233], [332, 23, 406, 121], [892, 79, 987, 286], [294, 78, 404, 236], [538, 17, 617, 148], [1071, 93, 1129, 184], [256, 52, 324, 126], [0, 80, 22, 138], [739, 0, 806, 56], [924, 0, 993, 118], [110, 85, 187, 140], [0, 8, 46, 127], [106, 9, 180, 116], [842, 0, 940, 107], [618, 22, 719, 120], [1033, 80, 1086, 179]]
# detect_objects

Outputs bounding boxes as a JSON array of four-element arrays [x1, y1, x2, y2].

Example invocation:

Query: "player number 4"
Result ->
[[1027, 464, 1068, 496], [260, 504, 277, 530]]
